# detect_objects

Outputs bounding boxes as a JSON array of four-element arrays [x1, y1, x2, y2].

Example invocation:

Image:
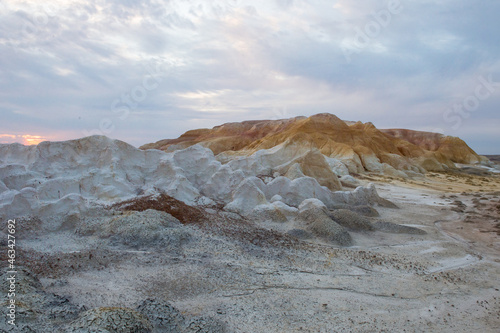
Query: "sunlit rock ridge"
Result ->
[[142, 113, 490, 176]]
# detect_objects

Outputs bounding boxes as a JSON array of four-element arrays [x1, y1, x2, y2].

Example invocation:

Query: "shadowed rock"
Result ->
[[297, 199, 353, 246], [330, 204, 380, 217], [328, 209, 374, 231]]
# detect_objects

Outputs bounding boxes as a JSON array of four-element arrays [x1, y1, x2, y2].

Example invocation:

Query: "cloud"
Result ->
[[0, 0, 499, 153]]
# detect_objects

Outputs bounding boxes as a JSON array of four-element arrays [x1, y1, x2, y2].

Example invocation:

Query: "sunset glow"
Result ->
[[0, 134, 48, 146]]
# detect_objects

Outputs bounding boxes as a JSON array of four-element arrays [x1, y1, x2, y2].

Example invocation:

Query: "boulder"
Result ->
[[325, 156, 350, 176], [249, 204, 289, 223], [163, 174, 201, 206], [382, 163, 409, 179], [298, 198, 328, 213], [354, 147, 383, 172], [271, 200, 299, 218], [270, 194, 284, 203], [339, 175, 360, 188], [333, 183, 398, 208]]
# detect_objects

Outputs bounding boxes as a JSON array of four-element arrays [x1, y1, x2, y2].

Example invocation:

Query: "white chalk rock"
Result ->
[[270, 194, 283, 203], [38, 194, 87, 223], [249, 200, 298, 223], [246, 176, 267, 194], [332, 183, 397, 208], [225, 177, 268, 215], [325, 157, 350, 177], [0, 180, 9, 194], [0, 164, 40, 191], [289, 177, 334, 207], [0, 143, 36, 165], [0, 135, 397, 225], [0, 136, 215, 216], [266, 176, 334, 207], [360, 153, 383, 172], [173, 144, 221, 188], [382, 163, 408, 179], [163, 175, 201, 206], [202, 165, 246, 202], [248, 204, 288, 223], [284, 163, 305, 180], [330, 146, 364, 174], [0, 190, 32, 220], [196, 196, 216, 206], [339, 175, 360, 187], [266, 177, 292, 200], [227, 142, 310, 177], [298, 198, 328, 213], [271, 201, 298, 218]]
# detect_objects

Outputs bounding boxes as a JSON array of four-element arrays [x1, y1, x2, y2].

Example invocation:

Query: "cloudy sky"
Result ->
[[1, 0, 499, 153]]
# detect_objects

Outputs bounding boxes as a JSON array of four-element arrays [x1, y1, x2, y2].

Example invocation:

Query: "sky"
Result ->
[[0, 0, 499, 153]]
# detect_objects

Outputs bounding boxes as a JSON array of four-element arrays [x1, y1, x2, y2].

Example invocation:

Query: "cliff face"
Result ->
[[141, 113, 488, 175]]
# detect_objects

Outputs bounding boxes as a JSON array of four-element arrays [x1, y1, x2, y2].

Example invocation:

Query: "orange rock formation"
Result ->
[[141, 113, 487, 175]]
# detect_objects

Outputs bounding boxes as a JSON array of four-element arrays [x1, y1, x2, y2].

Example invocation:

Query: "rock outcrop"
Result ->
[[0, 136, 394, 235], [296, 199, 352, 246], [328, 209, 374, 231], [142, 113, 490, 176]]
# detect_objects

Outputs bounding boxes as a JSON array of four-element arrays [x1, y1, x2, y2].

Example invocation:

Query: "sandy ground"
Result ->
[[8, 167, 500, 332]]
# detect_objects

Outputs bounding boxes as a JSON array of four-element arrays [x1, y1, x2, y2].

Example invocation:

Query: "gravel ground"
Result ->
[[2, 181, 500, 332]]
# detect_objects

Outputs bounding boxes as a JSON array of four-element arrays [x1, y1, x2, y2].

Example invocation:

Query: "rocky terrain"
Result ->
[[0, 114, 499, 332]]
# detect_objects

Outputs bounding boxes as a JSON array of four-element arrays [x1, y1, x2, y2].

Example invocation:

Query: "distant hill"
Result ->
[[484, 155, 500, 164], [141, 113, 490, 174]]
